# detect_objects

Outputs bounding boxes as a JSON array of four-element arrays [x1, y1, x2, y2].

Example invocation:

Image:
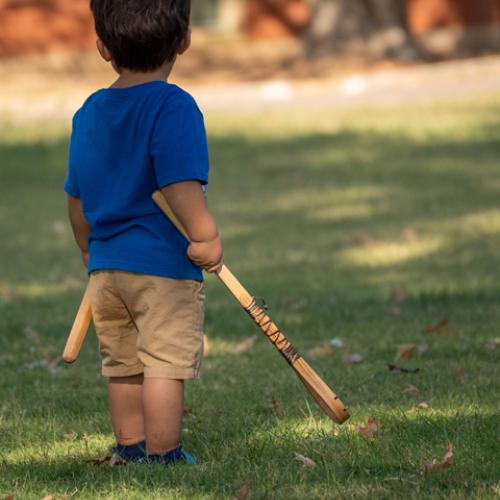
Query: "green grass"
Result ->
[[1, 96, 500, 499]]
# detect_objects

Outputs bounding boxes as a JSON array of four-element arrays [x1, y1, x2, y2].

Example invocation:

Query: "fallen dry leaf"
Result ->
[[308, 344, 335, 359], [390, 305, 401, 316], [402, 228, 418, 242], [417, 402, 429, 410], [356, 417, 383, 439], [109, 454, 127, 467], [484, 338, 500, 352], [392, 287, 408, 303], [4, 495, 15, 500], [63, 431, 78, 441], [452, 367, 466, 382], [267, 394, 285, 417], [230, 480, 252, 500], [343, 352, 363, 364], [233, 336, 258, 354], [41, 496, 54, 500], [402, 384, 420, 396], [183, 406, 194, 417], [293, 452, 316, 468], [388, 363, 420, 374], [424, 319, 456, 336], [421, 443, 454, 476], [86, 454, 125, 466], [396, 343, 417, 360], [354, 232, 379, 247]]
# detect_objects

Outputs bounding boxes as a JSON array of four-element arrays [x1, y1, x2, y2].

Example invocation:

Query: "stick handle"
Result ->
[[152, 191, 301, 365], [62, 284, 93, 363]]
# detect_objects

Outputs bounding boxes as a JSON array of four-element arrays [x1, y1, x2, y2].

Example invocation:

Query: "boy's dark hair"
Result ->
[[90, 0, 191, 71]]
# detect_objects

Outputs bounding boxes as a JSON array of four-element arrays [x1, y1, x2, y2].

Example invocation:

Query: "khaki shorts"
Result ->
[[88, 270, 205, 379]]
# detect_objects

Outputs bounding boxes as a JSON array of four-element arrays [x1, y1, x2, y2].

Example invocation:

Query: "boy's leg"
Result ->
[[89, 271, 147, 457], [119, 273, 205, 460], [108, 374, 145, 445], [143, 378, 184, 454]]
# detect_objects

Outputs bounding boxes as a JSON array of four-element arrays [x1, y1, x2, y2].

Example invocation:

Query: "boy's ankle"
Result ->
[[112, 440, 147, 461]]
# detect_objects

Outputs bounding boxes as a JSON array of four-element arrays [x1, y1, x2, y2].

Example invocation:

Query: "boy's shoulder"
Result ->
[[73, 82, 200, 123]]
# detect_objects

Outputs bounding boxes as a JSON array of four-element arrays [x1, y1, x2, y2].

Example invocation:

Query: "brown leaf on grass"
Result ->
[[392, 287, 408, 303], [233, 336, 258, 354], [183, 406, 194, 417], [86, 454, 126, 466], [267, 394, 285, 417], [86, 455, 111, 465], [353, 232, 379, 247], [484, 338, 500, 352], [424, 319, 456, 336], [343, 352, 363, 364], [402, 228, 418, 242], [293, 452, 316, 468], [452, 367, 466, 382], [63, 431, 78, 441], [421, 443, 454, 476], [4, 495, 15, 500], [396, 343, 417, 360], [109, 454, 127, 467], [41, 496, 54, 500], [388, 363, 420, 374], [390, 305, 401, 316], [417, 402, 429, 410], [308, 344, 335, 359], [230, 480, 252, 500], [356, 417, 383, 439], [402, 384, 420, 396]]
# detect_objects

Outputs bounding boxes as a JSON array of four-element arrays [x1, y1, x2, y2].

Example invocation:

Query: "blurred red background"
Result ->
[[0, 0, 499, 57]]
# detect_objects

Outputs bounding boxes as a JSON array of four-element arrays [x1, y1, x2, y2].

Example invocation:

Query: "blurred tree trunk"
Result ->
[[305, 0, 428, 60]]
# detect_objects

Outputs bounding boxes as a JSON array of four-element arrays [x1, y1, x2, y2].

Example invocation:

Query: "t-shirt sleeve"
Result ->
[[150, 96, 209, 188], [64, 116, 81, 197]]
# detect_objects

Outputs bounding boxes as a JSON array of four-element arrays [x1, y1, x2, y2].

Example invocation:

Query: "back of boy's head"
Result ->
[[90, 0, 191, 72]]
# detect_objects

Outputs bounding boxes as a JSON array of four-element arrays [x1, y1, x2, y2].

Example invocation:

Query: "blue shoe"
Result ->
[[109, 440, 147, 462], [147, 445, 198, 465]]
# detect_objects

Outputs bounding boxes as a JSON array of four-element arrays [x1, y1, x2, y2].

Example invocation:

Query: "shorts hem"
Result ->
[[102, 365, 144, 378], [143, 366, 201, 379]]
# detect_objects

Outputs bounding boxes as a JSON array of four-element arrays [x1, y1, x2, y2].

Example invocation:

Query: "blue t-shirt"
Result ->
[[64, 81, 209, 281]]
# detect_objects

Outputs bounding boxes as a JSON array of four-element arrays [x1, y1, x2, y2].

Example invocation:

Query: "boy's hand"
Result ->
[[187, 236, 223, 273]]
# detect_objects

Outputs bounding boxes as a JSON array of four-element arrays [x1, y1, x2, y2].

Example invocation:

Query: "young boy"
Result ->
[[65, 0, 222, 464]]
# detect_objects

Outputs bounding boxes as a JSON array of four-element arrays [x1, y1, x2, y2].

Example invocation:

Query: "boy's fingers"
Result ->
[[206, 262, 223, 273]]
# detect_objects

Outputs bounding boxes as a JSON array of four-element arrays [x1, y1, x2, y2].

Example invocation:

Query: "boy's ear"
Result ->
[[96, 38, 113, 62], [177, 29, 191, 55]]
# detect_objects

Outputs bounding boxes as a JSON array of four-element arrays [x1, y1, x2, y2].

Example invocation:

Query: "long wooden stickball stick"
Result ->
[[62, 284, 93, 364], [152, 191, 350, 424]]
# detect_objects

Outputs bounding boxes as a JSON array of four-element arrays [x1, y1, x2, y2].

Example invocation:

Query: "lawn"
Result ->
[[0, 95, 499, 499]]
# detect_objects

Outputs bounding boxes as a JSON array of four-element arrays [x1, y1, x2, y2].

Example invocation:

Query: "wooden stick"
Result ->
[[62, 284, 93, 364], [152, 191, 350, 424]]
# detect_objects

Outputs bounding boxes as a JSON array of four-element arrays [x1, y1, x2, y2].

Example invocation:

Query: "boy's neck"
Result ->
[[111, 63, 174, 89]]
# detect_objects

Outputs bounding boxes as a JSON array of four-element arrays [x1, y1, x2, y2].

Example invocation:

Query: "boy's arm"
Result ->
[[160, 181, 223, 273], [67, 195, 92, 268]]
